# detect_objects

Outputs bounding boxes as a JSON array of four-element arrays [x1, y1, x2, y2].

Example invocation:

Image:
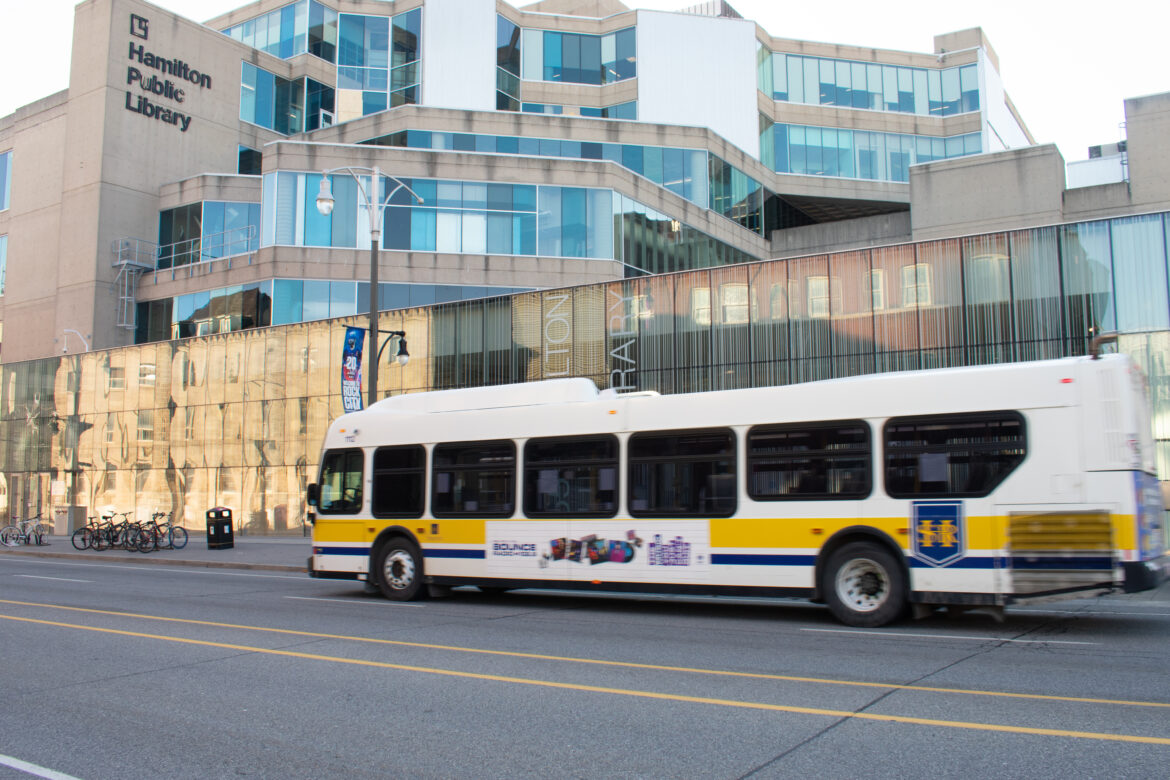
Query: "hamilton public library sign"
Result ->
[[122, 13, 211, 133]]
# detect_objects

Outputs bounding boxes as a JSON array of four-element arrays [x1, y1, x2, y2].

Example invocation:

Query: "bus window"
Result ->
[[884, 412, 1026, 498], [432, 440, 516, 517], [372, 445, 426, 518], [628, 429, 736, 517], [524, 435, 618, 517], [747, 421, 871, 500], [318, 449, 364, 514]]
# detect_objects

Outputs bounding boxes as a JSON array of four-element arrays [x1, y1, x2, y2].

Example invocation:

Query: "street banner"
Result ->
[[341, 326, 365, 412]]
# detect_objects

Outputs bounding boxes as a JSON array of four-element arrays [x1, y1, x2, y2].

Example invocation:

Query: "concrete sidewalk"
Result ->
[[0, 533, 311, 572]]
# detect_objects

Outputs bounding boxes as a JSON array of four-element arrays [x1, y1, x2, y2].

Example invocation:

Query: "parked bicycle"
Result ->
[[1, 515, 50, 547]]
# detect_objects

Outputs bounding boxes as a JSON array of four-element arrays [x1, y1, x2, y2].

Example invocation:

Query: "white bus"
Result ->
[[306, 352, 1168, 626]]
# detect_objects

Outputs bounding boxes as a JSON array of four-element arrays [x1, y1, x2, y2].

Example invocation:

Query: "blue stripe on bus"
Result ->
[[711, 554, 817, 566], [313, 547, 369, 556], [424, 549, 486, 559]]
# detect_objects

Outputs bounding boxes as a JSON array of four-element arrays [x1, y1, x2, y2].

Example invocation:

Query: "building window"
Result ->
[[867, 269, 886, 310], [0, 150, 10, 211], [497, 15, 521, 111], [109, 367, 125, 390], [0, 235, 7, 295], [238, 146, 262, 176], [902, 263, 932, 306], [240, 62, 303, 134], [521, 27, 635, 85], [136, 410, 155, 443]]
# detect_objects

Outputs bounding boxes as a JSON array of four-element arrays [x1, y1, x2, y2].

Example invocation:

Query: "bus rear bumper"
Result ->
[[1122, 556, 1169, 593]]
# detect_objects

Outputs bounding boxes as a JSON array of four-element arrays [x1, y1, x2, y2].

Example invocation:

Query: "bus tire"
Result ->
[[823, 541, 907, 627], [374, 538, 425, 601]]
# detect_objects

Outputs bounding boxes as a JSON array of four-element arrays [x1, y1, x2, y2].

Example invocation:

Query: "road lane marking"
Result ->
[[285, 596, 423, 607], [0, 754, 83, 780], [1, 598, 1166, 710], [802, 627, 1097, 645], [0, 558, 304, 579], [1, 612, 1168, 747], [13, 575, 94, 583]]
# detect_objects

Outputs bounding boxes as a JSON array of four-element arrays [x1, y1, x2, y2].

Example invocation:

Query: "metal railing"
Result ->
[[156, 225, 258, 271]]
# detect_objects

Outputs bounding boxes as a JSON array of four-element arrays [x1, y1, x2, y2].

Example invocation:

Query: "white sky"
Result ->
[[1, 0, 1162, 163]]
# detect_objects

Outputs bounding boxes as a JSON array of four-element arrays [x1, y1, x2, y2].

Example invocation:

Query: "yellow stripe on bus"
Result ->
[[315, 513, 1135, 555]]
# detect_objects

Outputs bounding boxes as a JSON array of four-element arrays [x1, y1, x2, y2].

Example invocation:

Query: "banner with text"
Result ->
[[341, 327, 365, 412]]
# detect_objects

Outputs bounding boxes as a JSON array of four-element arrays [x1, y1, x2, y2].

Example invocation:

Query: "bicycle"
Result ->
[[1, 516, 50, 547]]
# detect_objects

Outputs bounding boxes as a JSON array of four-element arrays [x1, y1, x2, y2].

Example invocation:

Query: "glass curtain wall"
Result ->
[[9, 213, 1170, 533], [759, 48, 979, 118]]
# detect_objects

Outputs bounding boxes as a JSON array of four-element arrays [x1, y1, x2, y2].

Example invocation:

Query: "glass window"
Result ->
[[432, 440, 515, 516], [317, 448, 364, 514], [0, 150, 10, 211], [748, 421, 870, 500], [0, 235, 7, 295], [524, 435, 617, 517], [372, 445, 425, 517], [628, 429, 736, 517], [884, 412, 1026, 498]]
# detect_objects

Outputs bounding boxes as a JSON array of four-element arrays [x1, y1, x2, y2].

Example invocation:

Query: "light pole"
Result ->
[[315, 166, 423, 407]]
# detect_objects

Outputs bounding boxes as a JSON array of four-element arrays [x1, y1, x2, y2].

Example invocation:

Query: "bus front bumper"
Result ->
[[1122, 556, 1169, 593]]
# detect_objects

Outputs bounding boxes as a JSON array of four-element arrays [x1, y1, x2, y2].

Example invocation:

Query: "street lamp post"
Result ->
[[315, 166, 423, 407]]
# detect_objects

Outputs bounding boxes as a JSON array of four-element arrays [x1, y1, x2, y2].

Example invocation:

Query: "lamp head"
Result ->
[[315, 175, 335, 216], [395, 338, 410, 367]]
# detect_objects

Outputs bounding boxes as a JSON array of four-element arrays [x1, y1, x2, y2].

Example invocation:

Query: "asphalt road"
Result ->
[[1, 554, 1168, 779]]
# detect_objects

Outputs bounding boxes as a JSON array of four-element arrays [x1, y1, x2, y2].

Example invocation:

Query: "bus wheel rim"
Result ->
[[384, 549, 416, 590], [836, 557, 888, 613]]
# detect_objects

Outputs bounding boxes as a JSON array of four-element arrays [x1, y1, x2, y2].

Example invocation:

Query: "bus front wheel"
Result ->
[[823, 541, 907, 627], [375, 538, 425, 601]]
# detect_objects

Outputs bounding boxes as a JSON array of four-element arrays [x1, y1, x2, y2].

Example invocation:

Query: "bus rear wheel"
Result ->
[[823, 541, 907, 627], [374, 538, 424, 601]]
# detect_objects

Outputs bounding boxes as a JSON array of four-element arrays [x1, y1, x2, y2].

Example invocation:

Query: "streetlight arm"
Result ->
[[315, 166, 423, 407]]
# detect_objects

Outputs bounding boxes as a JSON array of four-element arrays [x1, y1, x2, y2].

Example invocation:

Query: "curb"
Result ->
[[0, 547, 305, 573]]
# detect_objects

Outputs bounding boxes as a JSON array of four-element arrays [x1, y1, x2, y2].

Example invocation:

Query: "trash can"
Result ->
[[206, 507, 234, 550]]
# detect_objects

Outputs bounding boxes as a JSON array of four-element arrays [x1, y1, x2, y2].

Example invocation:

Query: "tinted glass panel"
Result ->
[[628, 429, 735, 516], [318, 448, 363, 514], [524, 435, 618, 517], [884, 412, 1026, 497], [372, 445, 425, 517], [432, 440, 515, 516], [748, 421, 870, 500]]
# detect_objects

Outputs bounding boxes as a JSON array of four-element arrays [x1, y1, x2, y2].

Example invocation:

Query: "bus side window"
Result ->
[[432, 440, 516, 517], [318, 449, 364, 514], [746, 421, 871, 501], [524, 435, 619, 518], [884, 412, 1026, 498], [628, 429, 736, 517], [372, 445, 426, 518]]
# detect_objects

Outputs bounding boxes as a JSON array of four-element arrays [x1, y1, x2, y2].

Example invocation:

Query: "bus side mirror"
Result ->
[[306, 483, 319, 507]]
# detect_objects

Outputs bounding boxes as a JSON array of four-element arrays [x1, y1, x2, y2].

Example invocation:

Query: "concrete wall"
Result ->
[[1, 0, 282, 362], [1124, 92, 1170, 213], [908, 145, 1066, 241]]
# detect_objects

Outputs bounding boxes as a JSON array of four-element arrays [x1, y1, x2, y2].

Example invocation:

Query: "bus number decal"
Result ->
[[911, 500, 966, 567]]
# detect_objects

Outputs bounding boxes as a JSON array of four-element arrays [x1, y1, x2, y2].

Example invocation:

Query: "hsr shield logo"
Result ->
[[911, 500, 966, 567]]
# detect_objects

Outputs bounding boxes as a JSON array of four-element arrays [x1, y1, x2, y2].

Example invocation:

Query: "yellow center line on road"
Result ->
[[3, 612, 1169, 747], [2, 598, 1168, 711]]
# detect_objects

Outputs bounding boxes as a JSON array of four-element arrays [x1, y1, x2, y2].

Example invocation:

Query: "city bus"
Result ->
[[306, 352, 1168, 626]]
